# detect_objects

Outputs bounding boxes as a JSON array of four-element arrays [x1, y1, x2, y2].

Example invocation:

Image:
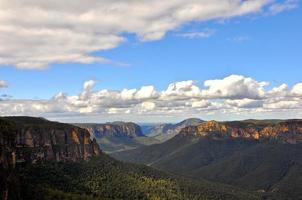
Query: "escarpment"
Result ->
[[0, 117, 101, 166], [180, 120, 302, 143], [75, 121, 144, 138]]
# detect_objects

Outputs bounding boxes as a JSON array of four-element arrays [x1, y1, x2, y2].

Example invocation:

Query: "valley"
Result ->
[[113, 119, 302, 200]]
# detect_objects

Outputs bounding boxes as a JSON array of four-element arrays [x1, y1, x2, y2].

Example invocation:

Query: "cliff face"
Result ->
[[180, 120, 302, 144], [75, 122, 144, 138], [15, 126, 101, 163], [0, 117, 101, 166]]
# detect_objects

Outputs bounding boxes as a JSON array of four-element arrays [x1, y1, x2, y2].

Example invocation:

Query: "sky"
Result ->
[[0, 0, 302, 123]]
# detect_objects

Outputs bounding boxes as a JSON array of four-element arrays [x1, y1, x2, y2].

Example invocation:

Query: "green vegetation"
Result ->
[[113, 135, 302, 200], [97, 135, 159, 154], [17, 154, 260, 200]]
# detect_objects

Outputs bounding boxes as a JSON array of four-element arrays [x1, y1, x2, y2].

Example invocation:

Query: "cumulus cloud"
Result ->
[[135, 86, 158, 99], [291, 83, 302, 96], [1, 74, 302, 121], [267, 83, 289, 97], [264, 100, 300, 109], [201, 75, 268, 99], [191, 100, 212, 108], [0, 0, 281, 69], [141, 102, 156, 111], [163, 80, 200, 99], [226, 98, 264, 108]]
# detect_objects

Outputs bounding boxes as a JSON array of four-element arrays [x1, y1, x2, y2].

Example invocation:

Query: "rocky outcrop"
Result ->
[[1, 117, 101, 165], [75, 122, 144, 138], [180, 120, 302, 144]]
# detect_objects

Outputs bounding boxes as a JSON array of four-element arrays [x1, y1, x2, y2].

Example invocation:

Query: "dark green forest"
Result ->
[[16, 154, 261, 200]]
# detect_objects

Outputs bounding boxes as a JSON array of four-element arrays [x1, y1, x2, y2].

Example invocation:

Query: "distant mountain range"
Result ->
[[113, 119, 302, 200], [141, 118, 204, 142]]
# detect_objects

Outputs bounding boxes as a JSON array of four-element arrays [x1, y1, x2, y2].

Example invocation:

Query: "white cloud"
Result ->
[[176, 29, 215, 39], [0, 80, 8, 88], [229, 36, 250, 43], [264, 100, 300, 109], [135, 86, 158, 99], [141, 102, 156, 111], [201, 75, 268, 99], [191, 100, 211, 108], [121, 89, 137, 100], [163, 80, 200, 99], [83, 80, 97, 91], [269, 0, 299, 15], [226, 98, 263, 108], [1, 75, 302, 121], [291, 83, 302, 96], [268, 83, 289, 97], [0, 0, 276, 69]]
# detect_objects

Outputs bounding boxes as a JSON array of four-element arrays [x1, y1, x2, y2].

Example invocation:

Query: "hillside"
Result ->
[[18, 153, 262, 200], [143, 118, 204, 142], [113, 120, 302, 199], [74, 122, 159, 153]]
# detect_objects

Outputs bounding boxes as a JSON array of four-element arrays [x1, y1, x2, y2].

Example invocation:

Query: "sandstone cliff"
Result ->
[[180, 120, 302, 144], [1, 117, 101, 166], [75, 121, 144, 138]]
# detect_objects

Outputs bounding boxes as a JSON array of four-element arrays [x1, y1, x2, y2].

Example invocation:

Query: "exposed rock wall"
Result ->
[[15, 127, 100, 163], [0, 117, 101, 166], [75, 122, 144, 138], [180, 120, 302, 144]]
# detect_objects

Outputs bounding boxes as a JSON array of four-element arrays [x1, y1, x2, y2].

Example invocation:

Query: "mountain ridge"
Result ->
[[180, 119, 302, 143], [74, 121, 144, 138]]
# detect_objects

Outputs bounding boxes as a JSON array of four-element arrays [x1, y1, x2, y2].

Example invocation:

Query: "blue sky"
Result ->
[[1, 0, 302, 122]]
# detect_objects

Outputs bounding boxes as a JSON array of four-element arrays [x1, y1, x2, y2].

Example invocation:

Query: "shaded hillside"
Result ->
[[113, 135, 257, 172], [18, 154, 261, 200], [74, 122, 159, 153], [145, 118, 204, 142], [113, 120, 302, 200], [193, 142, 302, 198]]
